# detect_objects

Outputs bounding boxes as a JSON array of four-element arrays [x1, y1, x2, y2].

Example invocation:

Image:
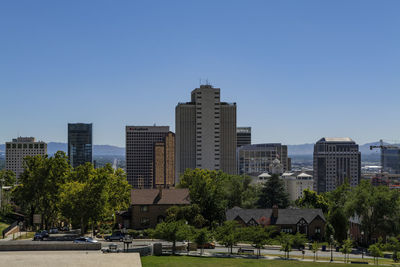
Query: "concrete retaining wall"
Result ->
[[0, 242, 101, 251]]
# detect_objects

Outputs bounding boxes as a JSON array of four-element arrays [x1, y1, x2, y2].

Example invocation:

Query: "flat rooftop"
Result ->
[[0, 251, 142, 267]]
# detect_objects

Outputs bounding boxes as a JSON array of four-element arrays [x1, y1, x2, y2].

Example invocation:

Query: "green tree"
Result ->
[[340, 238, 353, 263], [292, 232, 307, 249], [166, 204, 206, 228], [0, 169, 16, 214], [279, 233, 293, 259], [0, 170, 16, 186], [214, 220, 242, 254], [193, 228, 211, 255], [384, 237, 400, 263], [153, 220, 190, 255], [59, 163, 131, 235], [223, 175, 258, 209], [257, 174, 289, 208], [13, 152, 71, 228], [311, 241, 319, 261], [345, 181, 400, 244], [295, 189, 329, 213], [178, 169, 229, 226], [327, 207, 348, 243], [242, 226, 275, 258], [369, 243, 383, 265]]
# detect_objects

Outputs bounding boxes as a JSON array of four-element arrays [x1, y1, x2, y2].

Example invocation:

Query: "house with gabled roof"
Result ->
[[118, 188, 190, 230], [226, 206, 326, 240]]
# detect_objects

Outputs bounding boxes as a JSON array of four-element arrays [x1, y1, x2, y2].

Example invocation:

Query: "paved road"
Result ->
[[5, 234, 374, 261]]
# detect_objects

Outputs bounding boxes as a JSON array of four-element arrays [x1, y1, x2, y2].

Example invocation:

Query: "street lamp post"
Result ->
[[330, 235, 334, 262]]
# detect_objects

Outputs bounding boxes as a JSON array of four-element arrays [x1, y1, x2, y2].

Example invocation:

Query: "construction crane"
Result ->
[[370, 139, 400, 174]]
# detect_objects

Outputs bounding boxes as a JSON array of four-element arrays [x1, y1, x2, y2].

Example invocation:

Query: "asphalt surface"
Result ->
[[5, 233, 375, 261]]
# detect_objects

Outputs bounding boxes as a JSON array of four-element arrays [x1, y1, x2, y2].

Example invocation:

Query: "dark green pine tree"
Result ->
[[257, 174, 290, 208]]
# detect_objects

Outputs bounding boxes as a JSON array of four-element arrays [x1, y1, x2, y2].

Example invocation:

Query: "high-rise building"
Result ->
[[5, 137, 47, 178], [237, 127, 251, 148], [175, 85, 237, 179], [313, 137, 361, 193], [126, 126, 175, 188], [154, 132, 175, 188], [68, 123, 93, 168], [382, 147, 400, 174], [237, 143, 290, 176]]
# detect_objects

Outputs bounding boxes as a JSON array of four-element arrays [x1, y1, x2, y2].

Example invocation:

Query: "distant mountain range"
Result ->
[[0, 141, 395, 156], [0, 142, 125, 156], [287, 141, 390, 156]]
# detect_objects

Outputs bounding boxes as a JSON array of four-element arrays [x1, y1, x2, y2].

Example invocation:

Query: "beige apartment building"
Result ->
[[5, 137, 47, 178], [175, 85, 237, 180]]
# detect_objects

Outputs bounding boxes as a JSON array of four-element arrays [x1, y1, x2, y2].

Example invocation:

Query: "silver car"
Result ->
[[73, 237, 98, 243]]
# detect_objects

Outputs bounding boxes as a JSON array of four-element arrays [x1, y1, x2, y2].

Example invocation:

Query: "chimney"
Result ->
[[272, 205, 278, 219]]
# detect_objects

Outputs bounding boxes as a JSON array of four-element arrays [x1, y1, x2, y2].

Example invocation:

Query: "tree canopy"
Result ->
[[257, 174, 289, 208]]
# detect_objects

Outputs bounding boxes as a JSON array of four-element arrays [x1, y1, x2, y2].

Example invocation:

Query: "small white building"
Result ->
[[282, 171, 314, 201], [255, 159, 314, 201]]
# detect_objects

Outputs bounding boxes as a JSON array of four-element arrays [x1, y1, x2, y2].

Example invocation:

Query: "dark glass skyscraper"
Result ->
[[68, 123, 93, 168], [237, 127, 251, 148], [382, 148, 400, 174]]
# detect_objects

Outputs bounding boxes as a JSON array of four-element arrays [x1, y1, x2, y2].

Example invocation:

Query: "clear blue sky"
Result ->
[[1, 0, 399, 147]]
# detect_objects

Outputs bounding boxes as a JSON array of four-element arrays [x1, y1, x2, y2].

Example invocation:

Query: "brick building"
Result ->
[[125, 188, 190, 230]]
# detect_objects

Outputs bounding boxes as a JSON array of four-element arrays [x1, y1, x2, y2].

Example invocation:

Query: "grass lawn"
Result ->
[[14, 232, 35, 240], [141, 256, 357, 267]]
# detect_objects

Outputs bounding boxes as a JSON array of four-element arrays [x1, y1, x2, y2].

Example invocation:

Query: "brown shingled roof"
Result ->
[[157, 189, 190, 205], [130, 188, 190, 205], [131, 189, 159, 205]]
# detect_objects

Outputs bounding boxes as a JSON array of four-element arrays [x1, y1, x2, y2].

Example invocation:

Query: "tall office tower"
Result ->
[[382, 147, 400, 174], [5, 137, 47, 178], [68, 123, 93, 168], [176, 85, 237, 179], [237, 127, 251, 148], [313, 137, 361, 193], [237, 143, 290, 176], [126, 126, 174, 188], [154, 132, 175, 188]]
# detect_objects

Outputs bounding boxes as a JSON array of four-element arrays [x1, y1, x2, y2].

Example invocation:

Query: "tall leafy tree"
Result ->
[[257, 174, 289, 208], [178, 169, 228, 226], [345, 180, 400, 244], [13, 152, 71, 228], [59, 163, 131, 234]]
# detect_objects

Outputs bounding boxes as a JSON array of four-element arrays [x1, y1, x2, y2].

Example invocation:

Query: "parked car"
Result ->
[[49, 228, 59, 234], [60, 226, 70, 232], [197, 242, 215, 249], [73, 237, 98, 244], [33, 230, 49, 241], [104, 232, 125, 242]]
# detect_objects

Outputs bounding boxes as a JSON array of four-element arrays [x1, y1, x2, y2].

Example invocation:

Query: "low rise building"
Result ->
[[226, 206, 325, 240], [255, 159, 313, 201], [123, 188, 190, 230]]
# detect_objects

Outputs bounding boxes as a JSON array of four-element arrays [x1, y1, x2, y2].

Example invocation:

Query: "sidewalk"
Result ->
[[0, 231, 28, 242]]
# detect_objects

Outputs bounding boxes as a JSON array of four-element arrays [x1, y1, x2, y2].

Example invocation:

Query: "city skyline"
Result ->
[[1, 1, 400, 147]]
